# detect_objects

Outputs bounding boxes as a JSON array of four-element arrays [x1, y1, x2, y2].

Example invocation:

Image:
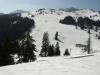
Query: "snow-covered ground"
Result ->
[[0, 9, 100, 75], [29, 9, 100, 56], [0, 53, 100, 75]]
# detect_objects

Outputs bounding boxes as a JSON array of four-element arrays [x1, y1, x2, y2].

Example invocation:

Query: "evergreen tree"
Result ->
[[48, 44, 55, 56], [55, 32, 58, 40], [0, 37, 14, 66], [17, 40, 25, 63], [0, 14, 35, 43], [60, 16, 76, 25], [55, 42, 60, 56], [63, 48, 70, 56], [77, 17, 85, 30], [40, 32, 50, 57], [21, 32, 36, 62], [11, 40, 20, 55], [95, 26, 98, 32]]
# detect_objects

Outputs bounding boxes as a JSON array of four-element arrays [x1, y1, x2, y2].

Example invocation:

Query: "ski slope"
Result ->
[[0, 9, 100, 75], [29, 9, 100, 56]]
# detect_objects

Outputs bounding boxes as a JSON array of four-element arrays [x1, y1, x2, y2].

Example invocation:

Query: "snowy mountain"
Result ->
[[10, 10, 30, 14], [75, 9, 100, 19], [13, 8, 100, 56], [0, 8, 100, 56], [27, 8, 100, 55], [65, 7, 79, 12], [0, 8, 100, 75]]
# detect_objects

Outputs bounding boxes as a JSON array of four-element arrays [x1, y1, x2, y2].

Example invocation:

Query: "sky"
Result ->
[[0, 0, 100, 13]]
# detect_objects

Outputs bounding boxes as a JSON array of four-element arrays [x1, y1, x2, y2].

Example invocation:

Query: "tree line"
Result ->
[[0, 13, 35, 43], [0, 14, 96, 67], [0, 32, 36, 66], [60, 16, 100, 41], [60, 16, 100, 30], [0, 13, 35, 66], [0, 13, 70, 67], [0, 31, 71, 67]]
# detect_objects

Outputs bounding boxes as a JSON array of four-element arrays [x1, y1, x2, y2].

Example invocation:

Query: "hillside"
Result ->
[[0, 9, 100, 75], [27, 9, 100, 56]]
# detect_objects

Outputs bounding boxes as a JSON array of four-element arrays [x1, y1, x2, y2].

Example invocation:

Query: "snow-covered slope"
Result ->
[[0, 9, 100, 75], [28, 9, 100, 56], [10, 10, 30, 14], [75, 9, 100, 20], [0, 53, 100, 75]]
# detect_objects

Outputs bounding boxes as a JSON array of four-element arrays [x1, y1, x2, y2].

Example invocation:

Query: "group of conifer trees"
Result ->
[[60, 16, 100, 30], [0, 32, 36, 66], [0, 31, 61, 66], [0, 31, 71, 67], [40, 32, 71, 57], [40, 32, 60, 57]]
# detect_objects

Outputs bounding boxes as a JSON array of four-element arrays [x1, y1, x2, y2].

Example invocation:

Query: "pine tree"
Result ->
[[64, 48, 70, 56], [0, 37, 14, 66], [60, 16, 76, 25], [95, 26, 98, 32], [48, 44, 55, 56], [40, 32, 50, 57], [17, 40, 25, 63], [55, 42, 60, 56], [55, 32, 58, 40], [21, 32, 36, 62], [11, 40, 20, 55]]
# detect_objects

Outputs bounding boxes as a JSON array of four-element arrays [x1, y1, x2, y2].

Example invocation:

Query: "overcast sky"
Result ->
[[0, 0, 100, 13]]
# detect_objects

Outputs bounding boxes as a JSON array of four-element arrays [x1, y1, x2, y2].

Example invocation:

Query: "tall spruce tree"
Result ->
[[55, 32, 58, 40], [40, 32, 50, 57], [21, 32, 36, 62], [55, 42, 60, 56]]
